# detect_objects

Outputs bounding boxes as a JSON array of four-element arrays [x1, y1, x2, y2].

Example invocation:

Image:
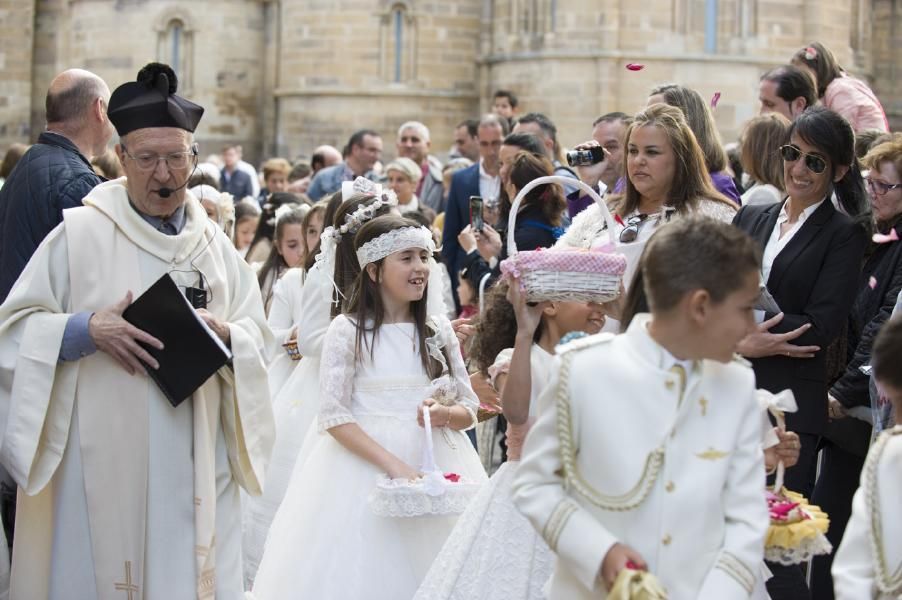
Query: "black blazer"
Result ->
[[733, 200, 868, 435]]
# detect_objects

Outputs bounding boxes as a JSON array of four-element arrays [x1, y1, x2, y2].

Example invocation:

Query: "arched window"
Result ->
[[155, 11, 195, 90], [392, 6, 404, 83], [380, 3, 416, 83]]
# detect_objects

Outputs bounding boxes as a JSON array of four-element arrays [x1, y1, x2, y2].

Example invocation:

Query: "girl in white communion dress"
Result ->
[[250, 215, 486, 599]]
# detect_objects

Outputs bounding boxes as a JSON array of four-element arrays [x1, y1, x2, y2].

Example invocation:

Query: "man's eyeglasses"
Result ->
[[121, 144, 198, 171], [619, 214, 649, 243], [865, 177, 902, 196], [779, 144, 827, 175]]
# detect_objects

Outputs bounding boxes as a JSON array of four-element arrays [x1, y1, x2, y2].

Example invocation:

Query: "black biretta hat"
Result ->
[[108, 63, 204, 136]]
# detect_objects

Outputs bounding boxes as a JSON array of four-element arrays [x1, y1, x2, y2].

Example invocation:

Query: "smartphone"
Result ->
[[469, 196, 484, 231]]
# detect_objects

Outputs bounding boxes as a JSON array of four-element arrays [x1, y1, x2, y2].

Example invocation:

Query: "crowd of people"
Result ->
[[0, 39, 899, 600]]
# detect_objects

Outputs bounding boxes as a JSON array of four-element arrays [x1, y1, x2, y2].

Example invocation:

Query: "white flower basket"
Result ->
[[368, 407, 480, 518], [501, 176, 627, 303]]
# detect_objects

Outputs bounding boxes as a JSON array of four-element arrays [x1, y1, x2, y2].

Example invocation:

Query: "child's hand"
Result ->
[[387, 461, 422, 481], [417, 398, 451, 428], [451, 317, 474, 345], [506, 276, 545, 336], [774, 429, 801, 467], [599, 543, 647, 591]]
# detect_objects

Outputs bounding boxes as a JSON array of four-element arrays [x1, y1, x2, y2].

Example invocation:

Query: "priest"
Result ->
[[0, 63, 275, 600]]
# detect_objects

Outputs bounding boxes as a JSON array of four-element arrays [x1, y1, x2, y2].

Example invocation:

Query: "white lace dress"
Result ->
[[250, 314, 487, 600], [415, 344, 555, 600], [242, 262, 333, 587]]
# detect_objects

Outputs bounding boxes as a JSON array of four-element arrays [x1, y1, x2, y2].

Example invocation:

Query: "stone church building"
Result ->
[[1, 0, 899, 164]]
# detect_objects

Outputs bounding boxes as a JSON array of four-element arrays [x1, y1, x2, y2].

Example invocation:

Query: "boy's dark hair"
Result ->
[[640, 217, 761, 313], [493, 90, 518, 108], [872, 315, 902, 389]]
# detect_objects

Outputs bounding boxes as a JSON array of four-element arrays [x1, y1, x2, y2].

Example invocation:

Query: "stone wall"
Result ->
[[1, 0, 900, 167], [0, 0, 35, 148]]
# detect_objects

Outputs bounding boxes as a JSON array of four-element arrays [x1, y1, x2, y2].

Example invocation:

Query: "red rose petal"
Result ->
[[443, 473, 461, 483], [710, 92, 721, 108], [625, 63, 645, 71]]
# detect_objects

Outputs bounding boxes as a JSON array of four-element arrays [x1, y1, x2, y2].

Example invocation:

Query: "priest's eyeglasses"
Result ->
[[779, 144, 827, 174], [121, 144, 198, 171]]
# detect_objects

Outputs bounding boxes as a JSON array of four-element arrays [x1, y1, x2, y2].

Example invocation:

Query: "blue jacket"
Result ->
[[0, 132, 103, 302], [220, 168, 255, 202], [441, 163, 480, 303]]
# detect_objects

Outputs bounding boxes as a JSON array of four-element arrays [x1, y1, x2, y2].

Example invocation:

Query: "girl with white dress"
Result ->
[[242, 191, 392, 587], [250, 215, 486, 599], [415, 280, 606, 600]]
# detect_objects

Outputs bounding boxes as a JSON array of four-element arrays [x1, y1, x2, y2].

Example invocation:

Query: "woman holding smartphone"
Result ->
[[457, 149, 566, 289], [732, 106, 870, 600]]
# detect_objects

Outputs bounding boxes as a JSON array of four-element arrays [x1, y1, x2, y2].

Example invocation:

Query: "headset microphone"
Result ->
[[156, 177, 191, 199]]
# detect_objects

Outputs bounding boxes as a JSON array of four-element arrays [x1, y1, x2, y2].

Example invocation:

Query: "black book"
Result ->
[[123, 273, 232, 407]]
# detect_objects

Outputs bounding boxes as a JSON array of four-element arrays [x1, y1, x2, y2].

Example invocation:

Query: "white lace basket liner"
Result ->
[[500, 176, 627, 303], [368, 406, 480, 517]]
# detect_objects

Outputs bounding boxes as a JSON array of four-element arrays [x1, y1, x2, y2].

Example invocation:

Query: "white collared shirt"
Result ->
[[478, 159, 500, 205], [761, 198, 826, 284]]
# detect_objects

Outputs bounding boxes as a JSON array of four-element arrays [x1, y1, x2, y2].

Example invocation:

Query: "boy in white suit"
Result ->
[[832, 315, 902, 599], [513, 217, 769, 599]]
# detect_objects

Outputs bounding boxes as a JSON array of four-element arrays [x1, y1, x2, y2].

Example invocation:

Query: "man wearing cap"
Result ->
[[0, 63, 274, 599]]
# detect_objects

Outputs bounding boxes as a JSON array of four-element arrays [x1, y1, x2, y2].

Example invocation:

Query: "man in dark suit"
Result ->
[[442, 114, 508, 308], [220, 144, 255, 201]]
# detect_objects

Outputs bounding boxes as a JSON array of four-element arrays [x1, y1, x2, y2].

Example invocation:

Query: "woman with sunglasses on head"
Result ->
[[807, 133, 902, 600], [732, 106, 870, 600]]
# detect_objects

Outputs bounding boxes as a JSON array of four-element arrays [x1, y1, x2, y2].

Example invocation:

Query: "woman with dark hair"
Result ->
[[733, 105, 870, 600], [808, 134, 902, 600], [647, 83, 741, 202], [791, 42, 889, 133], [458, 150, 567, 289]]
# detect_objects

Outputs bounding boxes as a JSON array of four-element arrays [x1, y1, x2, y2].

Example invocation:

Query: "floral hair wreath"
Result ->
[[803, 46, 818, 61], [356, 225, 435, 267], [322, 177, 399, 243]]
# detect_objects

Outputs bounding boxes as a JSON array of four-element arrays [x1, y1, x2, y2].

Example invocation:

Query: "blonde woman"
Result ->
[[740, 113, 792, 206]]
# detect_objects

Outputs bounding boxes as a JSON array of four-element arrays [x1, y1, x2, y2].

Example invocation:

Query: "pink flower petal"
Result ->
[[869, 276, 878, 289], [872, 229, 900, 244], [710, 92, 721, 108], [625, 63, 645, 71]]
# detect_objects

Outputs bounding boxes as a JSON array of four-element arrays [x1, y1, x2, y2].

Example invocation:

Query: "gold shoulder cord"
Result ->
[[556, 350, 665, 512], [866, 426, 902, 596]]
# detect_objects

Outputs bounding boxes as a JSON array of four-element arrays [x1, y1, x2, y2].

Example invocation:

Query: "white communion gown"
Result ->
[[415, 344, 555, 600], [250, 314, 487, 599], [242, 263, 332, 587]]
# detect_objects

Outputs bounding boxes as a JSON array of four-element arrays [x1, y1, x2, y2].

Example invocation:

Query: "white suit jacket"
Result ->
[[512, 314, 768, 599], [833, 425, 902, 599]]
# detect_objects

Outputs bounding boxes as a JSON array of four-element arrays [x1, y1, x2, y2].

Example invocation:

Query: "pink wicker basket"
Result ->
[[500, 176, 626, 303]]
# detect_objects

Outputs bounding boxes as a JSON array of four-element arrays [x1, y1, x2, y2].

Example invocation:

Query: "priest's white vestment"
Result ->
[[0, 178, 275, 600]]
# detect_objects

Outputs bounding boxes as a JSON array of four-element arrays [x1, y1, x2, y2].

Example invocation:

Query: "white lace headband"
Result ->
[[356, 226, 435, 267], [321, 177, 398, 244]]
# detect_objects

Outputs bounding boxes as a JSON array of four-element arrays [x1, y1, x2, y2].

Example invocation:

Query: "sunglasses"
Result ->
[[780, 144, 827, 175], [619, 214, 649, 243], [865, 177, 902, 196]]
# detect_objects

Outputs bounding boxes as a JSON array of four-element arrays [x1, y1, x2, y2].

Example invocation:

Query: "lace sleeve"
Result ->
[[441, 316, 479, 429], [317, 315, 358, 432]]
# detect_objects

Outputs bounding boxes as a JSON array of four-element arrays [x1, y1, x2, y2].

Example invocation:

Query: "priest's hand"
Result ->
[[196, 309, 231, 347], [89, 291, 164, 376]]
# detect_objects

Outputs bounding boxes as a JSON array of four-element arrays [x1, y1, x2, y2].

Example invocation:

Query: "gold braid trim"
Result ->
[[556, 347, 665, 511], [715, 551, 755, 594], [865, 426, 902, 596], [542, 499, 579, 552]]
